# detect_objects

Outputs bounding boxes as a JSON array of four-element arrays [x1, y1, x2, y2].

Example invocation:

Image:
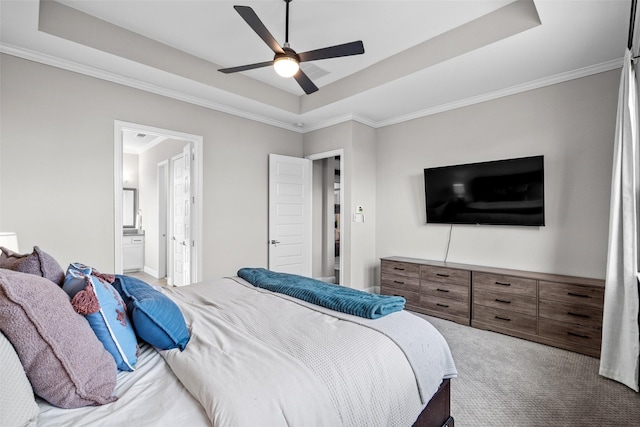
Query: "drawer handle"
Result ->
[[495, 316, 511, 322], [567, 311, 590, 319], [495, 281, 511, 287], [436, 288, 450, 293], [567, 292, 590, 298], [436, 273, 450, 277], [567, 331, 590, 339], [394, 267, 405, 271], [393, 280, 405, 285], [495, 298, 511, 304], [436, 303, 450, 308]]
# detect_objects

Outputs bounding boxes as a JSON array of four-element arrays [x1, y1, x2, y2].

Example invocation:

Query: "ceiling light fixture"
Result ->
[[218, 0, 364, 94], [273, 45, 299, 78]]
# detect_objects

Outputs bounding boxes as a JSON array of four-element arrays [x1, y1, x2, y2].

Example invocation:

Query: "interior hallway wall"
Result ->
[[0, 54, 303, 278]]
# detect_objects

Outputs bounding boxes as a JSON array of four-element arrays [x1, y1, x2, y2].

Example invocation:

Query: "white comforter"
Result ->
[[160, 277, 457, 427], [36, 343, 210, 426]]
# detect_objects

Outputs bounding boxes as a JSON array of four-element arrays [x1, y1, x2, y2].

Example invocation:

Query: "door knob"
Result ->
[[270, 240, 281, 246]]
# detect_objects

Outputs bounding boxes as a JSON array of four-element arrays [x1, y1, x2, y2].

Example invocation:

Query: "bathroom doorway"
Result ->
[[114, 121, 203, 285]]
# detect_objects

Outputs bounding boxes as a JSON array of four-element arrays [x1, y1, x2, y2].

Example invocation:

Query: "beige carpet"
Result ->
[[416, 313, 640, 426]]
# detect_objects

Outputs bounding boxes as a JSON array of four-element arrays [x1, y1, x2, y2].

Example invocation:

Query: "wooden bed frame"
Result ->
[[413, 379, 454, 427]]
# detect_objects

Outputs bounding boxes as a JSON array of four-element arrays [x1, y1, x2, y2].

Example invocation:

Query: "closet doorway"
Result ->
[[114, 121, 203, 285], [309, 150, 343, 284]]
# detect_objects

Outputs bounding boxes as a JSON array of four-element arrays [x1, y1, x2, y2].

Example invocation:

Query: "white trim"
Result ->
[[143, 266, 159, 279], [306, 149, 345, 286], [374, 58, 625, 128], [114, 123, 124, 274], [0, 43, 300, 134], [301, 114, 378, 134], [1, 43, 624, 134], [114, 121, 203, 283], [157, 159, 169, 280]]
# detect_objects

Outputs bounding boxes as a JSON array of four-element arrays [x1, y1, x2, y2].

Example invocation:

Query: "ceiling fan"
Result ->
[[218, 0, 365, 94]]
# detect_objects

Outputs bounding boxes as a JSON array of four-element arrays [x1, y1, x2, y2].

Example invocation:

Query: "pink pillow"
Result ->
[[0, 269, 118, 408], [0, 246, 65, 286]]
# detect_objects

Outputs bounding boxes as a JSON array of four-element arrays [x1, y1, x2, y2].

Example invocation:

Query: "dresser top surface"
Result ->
[[381, 256, 605, 288]]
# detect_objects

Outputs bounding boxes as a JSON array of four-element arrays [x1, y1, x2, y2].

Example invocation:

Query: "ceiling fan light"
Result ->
[[274, 56, 299, 78]]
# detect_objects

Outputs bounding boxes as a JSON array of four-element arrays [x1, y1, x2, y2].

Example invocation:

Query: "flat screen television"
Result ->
[[424, 155, 545, 226]]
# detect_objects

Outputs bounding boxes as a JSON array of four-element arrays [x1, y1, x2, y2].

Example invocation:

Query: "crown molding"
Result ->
[[1, 43, 623, 135], [0, 43, 302, 133], [375, 58, 624, 128]]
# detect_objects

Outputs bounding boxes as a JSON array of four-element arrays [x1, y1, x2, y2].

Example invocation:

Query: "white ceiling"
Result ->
[[0, 0, 631, 133]]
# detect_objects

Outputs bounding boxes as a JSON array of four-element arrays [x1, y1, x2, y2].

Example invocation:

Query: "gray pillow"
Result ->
[[0, 246, 65, 286], [0, 269, 118, 408], [0, 331, 39, 427]]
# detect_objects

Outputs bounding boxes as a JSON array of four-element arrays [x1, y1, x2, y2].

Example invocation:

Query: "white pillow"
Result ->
[[0, 331, 39, 427]]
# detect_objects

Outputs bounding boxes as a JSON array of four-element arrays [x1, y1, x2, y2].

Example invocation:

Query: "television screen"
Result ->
[[424, 156, 545, 226]]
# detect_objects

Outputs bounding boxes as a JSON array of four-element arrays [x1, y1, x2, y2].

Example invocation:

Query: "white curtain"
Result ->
[[599, 49, 640, 392]]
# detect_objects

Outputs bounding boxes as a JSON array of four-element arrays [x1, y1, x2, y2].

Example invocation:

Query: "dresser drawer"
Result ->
[[539, 318, 602, 350], [381, 273, 420, 293], [123, 235, 144, 245], [473, 272, 536, 297], [538, 299, 603, 328], [421, 265, 469, 286], [539, 281, 604, 308], [381, 260, 420, 279], [420, 280, 469, 302], [473, 304, 537, 335], [420, 294, 469, 319], [381, 286, 420, 307], [473, 289, 536, 316]]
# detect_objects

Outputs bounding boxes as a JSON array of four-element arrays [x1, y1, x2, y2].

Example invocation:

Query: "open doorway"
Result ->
[[114, 121, 203, 285], [308, 150, 344, 284]]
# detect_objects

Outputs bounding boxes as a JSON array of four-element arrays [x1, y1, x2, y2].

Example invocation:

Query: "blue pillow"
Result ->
[[113, 275, 190, 351], [63, 263, 138, 371]]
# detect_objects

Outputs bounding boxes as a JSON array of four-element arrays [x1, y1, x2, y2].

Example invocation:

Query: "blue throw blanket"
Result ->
[[237, 268, 405, 319]]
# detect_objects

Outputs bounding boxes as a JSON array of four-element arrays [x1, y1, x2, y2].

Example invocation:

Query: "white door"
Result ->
[[268, 154, 312, 276], [171, 144, 192, 286]]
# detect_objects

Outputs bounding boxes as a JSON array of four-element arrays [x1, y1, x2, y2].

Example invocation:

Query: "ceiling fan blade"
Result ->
[[298, 41, 364, 63], [218, 61, 274, 74], [293, 69, 318, 95], [234, 5, 284, 55]]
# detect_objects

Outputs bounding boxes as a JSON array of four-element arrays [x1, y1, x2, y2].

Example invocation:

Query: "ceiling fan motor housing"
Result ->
[[276, 46, 300, 62]]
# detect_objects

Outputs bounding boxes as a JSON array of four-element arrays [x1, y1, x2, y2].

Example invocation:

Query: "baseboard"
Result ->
[[143, 266, 159, 278]]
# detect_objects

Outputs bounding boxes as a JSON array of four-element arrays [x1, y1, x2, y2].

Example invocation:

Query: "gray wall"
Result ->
[[375, 70, 619, 279], [0, 53, 619, 286], [304, 121, 378, 291], [0, 54, 302, 278]]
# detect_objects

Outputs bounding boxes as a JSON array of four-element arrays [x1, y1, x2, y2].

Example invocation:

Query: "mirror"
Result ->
[[123, 188, 137, 228]]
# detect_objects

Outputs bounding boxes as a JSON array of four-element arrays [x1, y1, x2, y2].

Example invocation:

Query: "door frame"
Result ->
[[114, 121, 203, 283], [157, 159, 169, 280], [306, 149, 344, 285]]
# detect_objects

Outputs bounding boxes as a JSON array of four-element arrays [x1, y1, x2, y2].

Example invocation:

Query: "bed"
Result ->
[[0, 257, 457, 427]]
